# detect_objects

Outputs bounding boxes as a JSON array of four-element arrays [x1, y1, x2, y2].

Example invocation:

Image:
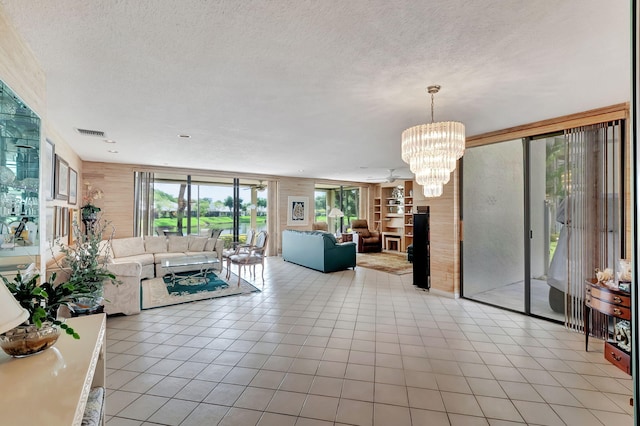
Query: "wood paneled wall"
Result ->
[[82, 163, 137, 239], [412, 172, 460, 297]]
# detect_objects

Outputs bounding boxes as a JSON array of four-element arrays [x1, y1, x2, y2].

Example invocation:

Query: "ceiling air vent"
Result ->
[[75, 128, 106, 138]]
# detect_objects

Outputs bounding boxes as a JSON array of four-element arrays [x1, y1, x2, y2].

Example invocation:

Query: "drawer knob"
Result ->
[[613, 296, 622, 303], [614, 308, 622, 316], [611, 352, 622, 362]]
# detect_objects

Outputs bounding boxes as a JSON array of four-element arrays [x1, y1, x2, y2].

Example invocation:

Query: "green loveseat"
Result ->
[[282, 230, 356, 273]]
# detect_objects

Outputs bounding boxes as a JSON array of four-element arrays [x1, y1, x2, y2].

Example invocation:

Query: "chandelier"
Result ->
[[401, 85, 465, 197]]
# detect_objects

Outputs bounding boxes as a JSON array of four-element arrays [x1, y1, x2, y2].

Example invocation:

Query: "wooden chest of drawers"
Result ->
[[585, 279, 631, 375]]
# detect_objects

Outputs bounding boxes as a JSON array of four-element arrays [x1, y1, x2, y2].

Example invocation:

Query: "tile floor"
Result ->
[[466, 279, 565, 322], [105, 257, 634, 425]]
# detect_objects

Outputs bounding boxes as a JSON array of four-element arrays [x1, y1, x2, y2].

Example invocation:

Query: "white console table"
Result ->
[[0, 314, 106, 425]]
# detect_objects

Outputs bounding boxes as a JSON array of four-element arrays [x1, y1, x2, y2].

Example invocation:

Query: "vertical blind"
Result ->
[[133, 171, 154, 237], [564, 120, 623, 334]]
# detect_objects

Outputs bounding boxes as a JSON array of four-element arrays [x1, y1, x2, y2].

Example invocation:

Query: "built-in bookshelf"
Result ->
[[403, 180, 414, 250]]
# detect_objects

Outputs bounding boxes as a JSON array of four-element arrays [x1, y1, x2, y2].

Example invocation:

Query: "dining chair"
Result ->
[[226, 231, 268, 286]]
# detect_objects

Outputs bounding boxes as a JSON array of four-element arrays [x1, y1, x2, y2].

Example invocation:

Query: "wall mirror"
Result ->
[[0, 80, 40, 261]]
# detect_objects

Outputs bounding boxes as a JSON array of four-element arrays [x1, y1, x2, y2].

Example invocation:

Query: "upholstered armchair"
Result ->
[[311, 222, 329, 231], [350, 219, 382, 253]]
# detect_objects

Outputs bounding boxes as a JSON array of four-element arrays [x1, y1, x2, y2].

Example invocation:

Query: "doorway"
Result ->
[[462, 121, 624, 323]]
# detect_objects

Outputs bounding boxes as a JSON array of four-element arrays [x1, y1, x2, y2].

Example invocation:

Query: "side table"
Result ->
[[341, 233, 353, 243]]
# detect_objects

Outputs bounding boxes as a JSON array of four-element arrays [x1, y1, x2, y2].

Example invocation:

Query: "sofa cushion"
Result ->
[[110, 253, 155, 266], [154, 252, 187, 263], [188, 236, 207, 252], [111, 237, 146, 258], [205, 236, 219, 252], [362, 236, 380, 244], [168, 236, 189, 252], [144, 236, 168, 253]]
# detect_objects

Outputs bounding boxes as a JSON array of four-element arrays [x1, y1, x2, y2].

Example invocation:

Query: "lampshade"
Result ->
[[401, 85, 465, 198], [328, 208, 344, 218], [0, 281, 28, 335]]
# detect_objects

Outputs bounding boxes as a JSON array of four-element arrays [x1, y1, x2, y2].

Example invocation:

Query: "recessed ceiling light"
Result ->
[[104, 139, 116, 144], [178, 134, 191, 139], [298, 169, 304, 173], [108, 150, 119, 153]]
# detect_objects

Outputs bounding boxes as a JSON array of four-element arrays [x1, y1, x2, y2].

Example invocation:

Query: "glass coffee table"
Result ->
[[161, 254, 220, 286]]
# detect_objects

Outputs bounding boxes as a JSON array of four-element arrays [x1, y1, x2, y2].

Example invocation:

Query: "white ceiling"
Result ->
[[0, 0, 631, 182]]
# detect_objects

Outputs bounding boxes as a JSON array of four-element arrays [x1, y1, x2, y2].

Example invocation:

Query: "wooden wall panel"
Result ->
[[412, 170, 460, 296], [82, 163, 137, 239], [277, 178, 316, 253]]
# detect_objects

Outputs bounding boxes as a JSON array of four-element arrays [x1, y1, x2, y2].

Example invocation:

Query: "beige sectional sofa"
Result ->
[[101, 235, 224, 315]]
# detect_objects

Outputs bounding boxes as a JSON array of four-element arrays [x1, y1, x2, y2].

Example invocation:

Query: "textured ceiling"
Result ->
[[0, 0, 631, 182]]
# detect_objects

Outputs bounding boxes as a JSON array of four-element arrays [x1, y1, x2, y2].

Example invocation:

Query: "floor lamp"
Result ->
[[328, 208, 344, 236]]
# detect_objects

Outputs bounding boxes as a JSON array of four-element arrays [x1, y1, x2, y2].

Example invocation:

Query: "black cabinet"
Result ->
[[412, 210, 430, 289]]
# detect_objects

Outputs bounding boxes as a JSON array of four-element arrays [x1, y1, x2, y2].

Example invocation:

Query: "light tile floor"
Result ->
[[465, 279, 564, 322], [105, 257, 634, 425]]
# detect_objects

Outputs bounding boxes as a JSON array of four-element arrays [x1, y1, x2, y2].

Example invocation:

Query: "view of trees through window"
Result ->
[[314, 186, 360, 233], [153, 178, 267, 242]]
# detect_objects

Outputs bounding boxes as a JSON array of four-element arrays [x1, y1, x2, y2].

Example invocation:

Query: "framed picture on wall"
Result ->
[[287, 196, 309, 226], [68, 208, 77, 245], [61, 207, 69, 240], [45, 206, 54, 243], [55, 155, 69, 200], [68, 168, 78, 205], [44, 139, 55, 201], [55, 206, 62, 239]]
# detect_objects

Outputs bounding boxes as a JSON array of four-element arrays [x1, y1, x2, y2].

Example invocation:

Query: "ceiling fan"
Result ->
[[367, 169, 403, 183], [244, 180, 267, 191]]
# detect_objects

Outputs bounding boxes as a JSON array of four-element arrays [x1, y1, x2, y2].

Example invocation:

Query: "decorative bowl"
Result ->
[[0, 323, 60, 357]]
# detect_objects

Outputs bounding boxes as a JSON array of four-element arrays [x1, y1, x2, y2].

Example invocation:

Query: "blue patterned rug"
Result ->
[[162, 271, 230, 295], [141, 271, 260, 309]]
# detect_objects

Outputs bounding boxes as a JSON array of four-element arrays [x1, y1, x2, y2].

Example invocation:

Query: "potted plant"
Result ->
[[54, 215, 118, 314], [0, 270, 86, 356], [80, 182, 103, 221]]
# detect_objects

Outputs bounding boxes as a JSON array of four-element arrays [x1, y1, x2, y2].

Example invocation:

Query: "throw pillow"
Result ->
[[188, 236, 207, 251], [144, 236, 168, 253], [111, 237, 146, 258], [204, 236, 219, 252], [168, 236, 189, 252]]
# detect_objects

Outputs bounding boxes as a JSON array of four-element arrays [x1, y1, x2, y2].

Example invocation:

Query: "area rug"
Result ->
[[141, 271, 260, 309], [357, 251, 413, 275]]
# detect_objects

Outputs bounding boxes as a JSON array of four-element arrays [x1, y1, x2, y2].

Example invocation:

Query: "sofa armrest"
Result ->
[[107, 261, 142, 277], [215, 239, 224, 265], [370, 230, 381, 239], [104, 262, 142, 315]]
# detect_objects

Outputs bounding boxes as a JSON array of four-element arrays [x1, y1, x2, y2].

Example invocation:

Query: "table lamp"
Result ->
[[328, 208, 344, 235], [0, 280, 28, 335]]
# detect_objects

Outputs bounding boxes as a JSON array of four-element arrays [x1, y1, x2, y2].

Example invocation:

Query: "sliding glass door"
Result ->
[[140, 173, 268, 246], [462, 122, 624, 323], [528, 136, 566, 321], [462, 139, 526, 312]]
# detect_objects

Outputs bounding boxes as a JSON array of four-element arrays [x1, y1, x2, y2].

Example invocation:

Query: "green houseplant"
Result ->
[[0, 271, 87, 356], [54, 215, 118, 313]]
